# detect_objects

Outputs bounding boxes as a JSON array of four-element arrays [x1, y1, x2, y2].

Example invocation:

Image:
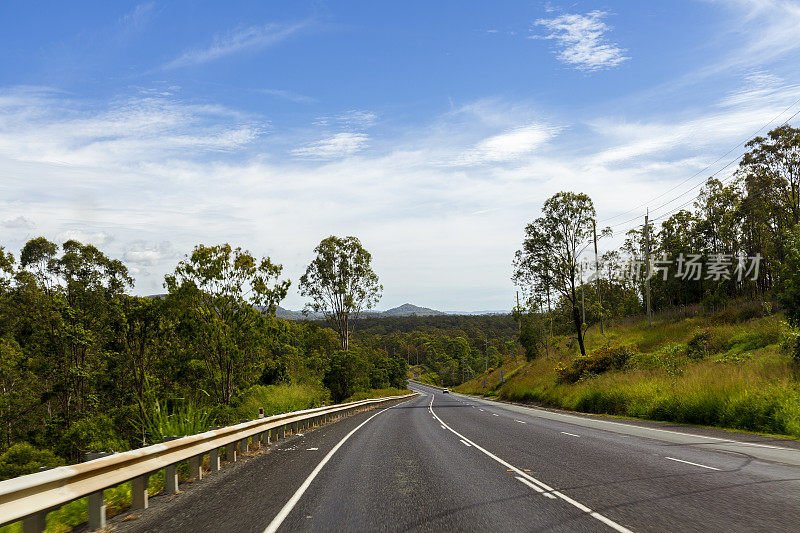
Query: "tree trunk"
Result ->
[[572, 305, 586, 356]]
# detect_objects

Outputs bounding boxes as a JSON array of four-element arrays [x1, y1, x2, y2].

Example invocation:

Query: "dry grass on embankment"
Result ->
[[456, 310, 800, 439]]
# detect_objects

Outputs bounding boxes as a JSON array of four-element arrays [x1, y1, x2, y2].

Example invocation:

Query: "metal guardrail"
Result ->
[[0, 393, 415, 532]]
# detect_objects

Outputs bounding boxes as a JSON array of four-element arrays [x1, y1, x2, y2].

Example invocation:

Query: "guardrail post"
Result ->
[[209, 448, 221, 471], [188, 455, 203, 480], [240, 438, 249, 453], [22, 511, 46, 533], [165, 463, 179, 494], [280, 424, 286, 439], [131, 474, 149, 509], [226, 443, 237, 462], [87, 490, 106, 529]]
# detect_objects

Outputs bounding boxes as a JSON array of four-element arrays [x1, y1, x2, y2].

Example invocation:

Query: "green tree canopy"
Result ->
[[165, 244, 290, 404], [299, 236, 382, 350]]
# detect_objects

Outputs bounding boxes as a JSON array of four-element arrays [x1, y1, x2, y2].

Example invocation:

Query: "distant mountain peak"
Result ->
[[276, 302, 446, 319], [381, 303, 445, 316]]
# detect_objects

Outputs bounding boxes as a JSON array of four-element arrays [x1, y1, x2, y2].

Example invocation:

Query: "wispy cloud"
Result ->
[[708, 0, 800, 67], [313, 110, 378, 128], [0, 87, 264, 167], [164, 21, 308, 69], [532, 11, 629, 72], [119, 2, 156, 33], [58, 230, 114, 246], [291, 132, 369, 159], [456, 123, 560, 165], [260, 89, 317, 104]]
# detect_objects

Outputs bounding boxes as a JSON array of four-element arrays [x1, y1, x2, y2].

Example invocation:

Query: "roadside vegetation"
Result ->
[[478, 125, 800, 439], [456, 306, 800, 438]]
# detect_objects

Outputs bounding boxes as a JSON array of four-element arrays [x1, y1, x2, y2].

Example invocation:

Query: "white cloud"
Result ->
[[123, 241, 176, 267], [164, 22, 308, 69], [714, 0, 800, 63], [58, 230, 114, 247], [2, 216, 35, 229], [313, 110, 378, 128], [291, 132, 369, 159], [533, 11, 629, 72], [0, 88, 264, 168], [589, 75, 800, 167], [457, 124, 560, 164]]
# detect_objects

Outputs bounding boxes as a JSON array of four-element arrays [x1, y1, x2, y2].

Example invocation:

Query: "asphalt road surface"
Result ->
[[117, 383, 800, 532]]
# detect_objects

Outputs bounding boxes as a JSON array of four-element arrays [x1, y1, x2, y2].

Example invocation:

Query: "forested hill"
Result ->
[[277, 302, 447, 319]]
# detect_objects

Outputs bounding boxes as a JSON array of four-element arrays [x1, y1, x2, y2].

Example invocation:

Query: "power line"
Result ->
[[598, 95, 800, 224], [603, 105, 800, 236]]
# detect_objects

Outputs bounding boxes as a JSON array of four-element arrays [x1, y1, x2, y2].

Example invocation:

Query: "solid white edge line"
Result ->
[[665, 457, 721, 471], [459, 439, 472, 447], [426, 392, 634, 533], [263, 401, 408, 533]]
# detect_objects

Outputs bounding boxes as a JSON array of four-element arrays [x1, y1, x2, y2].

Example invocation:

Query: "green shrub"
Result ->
[[687, 328, 712, 359], [610, 345, 637, 370], [324, 351, 370, 402], [235, 383, 328, 419], [141, 401, 211, 443], [0, 443, 63, 481], [554, 344, 636, 383], [60, 415, 129, 458]]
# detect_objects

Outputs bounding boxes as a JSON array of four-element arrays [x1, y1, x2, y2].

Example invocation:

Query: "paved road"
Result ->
[[118, 383, 800, 532]]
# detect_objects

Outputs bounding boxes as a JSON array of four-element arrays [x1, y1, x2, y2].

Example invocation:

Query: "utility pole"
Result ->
[[593, 220, 603, 334], [580, 263, 586, 327], [644, 209, 652, 328], [546, 279, 552, 338]]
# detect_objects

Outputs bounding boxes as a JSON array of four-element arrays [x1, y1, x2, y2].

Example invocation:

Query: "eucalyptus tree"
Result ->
[[0, 247, 13, 293], [300, 236, 382, 350], [513, 192, 598, 356], [740, 125, 800, 225], [165, 244, 290, 405]]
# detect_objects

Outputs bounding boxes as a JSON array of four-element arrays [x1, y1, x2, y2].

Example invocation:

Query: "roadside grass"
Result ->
[[235, 383, 330, 419], [460, 311, 800, 439], [455, 359, 527, 396]]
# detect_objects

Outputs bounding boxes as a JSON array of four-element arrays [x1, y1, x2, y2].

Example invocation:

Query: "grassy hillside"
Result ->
[[407, 364, 441, 386], [455, 307, 800, 439]]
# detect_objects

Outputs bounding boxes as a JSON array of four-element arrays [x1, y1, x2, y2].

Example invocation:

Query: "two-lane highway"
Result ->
[[118, 383, 800, 532]]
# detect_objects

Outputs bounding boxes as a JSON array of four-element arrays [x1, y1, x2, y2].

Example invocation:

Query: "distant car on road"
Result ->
[[442, 388, 449, 394]]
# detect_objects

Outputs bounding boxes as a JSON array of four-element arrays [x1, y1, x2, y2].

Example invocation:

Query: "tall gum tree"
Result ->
[[299, 236, 382, 351], [514, 192, 599, 356]]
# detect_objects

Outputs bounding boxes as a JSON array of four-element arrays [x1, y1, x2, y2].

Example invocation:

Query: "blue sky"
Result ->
[[1, 1, 799, 310]]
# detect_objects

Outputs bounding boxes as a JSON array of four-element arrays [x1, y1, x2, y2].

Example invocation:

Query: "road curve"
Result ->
[[117, 383, 800, 532]]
